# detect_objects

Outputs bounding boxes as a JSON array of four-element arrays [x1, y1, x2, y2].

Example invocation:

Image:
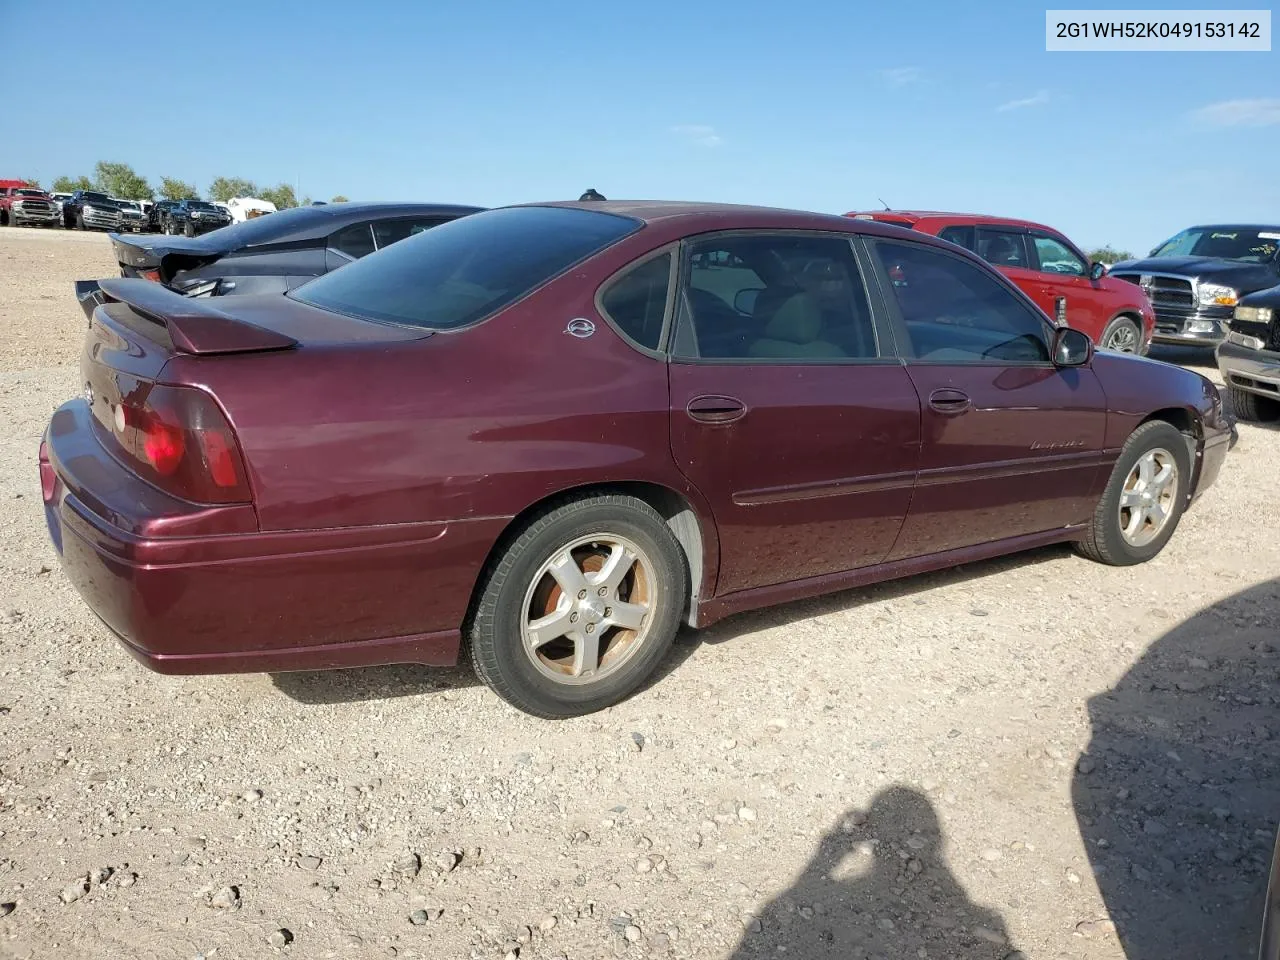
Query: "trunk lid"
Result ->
[[109, 232, 231, 282]]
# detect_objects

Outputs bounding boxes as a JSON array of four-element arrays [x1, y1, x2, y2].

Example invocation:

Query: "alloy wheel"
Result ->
[[1118, 447, 1178, 547]]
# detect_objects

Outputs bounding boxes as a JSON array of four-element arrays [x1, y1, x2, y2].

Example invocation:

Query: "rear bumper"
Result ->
[[42, 400, 506, 675], [1216, 339, 1280, 401]]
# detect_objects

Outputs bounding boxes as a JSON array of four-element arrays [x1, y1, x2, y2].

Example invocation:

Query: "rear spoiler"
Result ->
[[73, 278, 297, 356]]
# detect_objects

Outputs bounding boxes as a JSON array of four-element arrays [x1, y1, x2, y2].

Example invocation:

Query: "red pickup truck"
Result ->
[[846, 210, 1155, 354], [0, 181, 60, 228]]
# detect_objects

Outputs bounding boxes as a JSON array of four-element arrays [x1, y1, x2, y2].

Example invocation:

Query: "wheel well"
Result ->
[[467, 482, 707, 632], [1140, 406, 1202, 465]]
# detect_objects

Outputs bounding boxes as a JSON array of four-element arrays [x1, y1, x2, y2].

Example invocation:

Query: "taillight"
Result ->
[[140, 269, 161, 282], [114, 385, 251, 504]]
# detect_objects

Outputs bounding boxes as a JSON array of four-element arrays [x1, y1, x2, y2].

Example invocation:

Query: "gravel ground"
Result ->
[[1, 227, 1277, 960]]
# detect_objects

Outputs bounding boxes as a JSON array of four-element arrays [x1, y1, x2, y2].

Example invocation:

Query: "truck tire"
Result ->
[[75, 212, 85, 230], [183, 221, 195, 238], [1229, 384, 1280, 423]]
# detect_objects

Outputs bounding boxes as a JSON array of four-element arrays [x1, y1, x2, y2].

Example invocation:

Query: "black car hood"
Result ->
[[1240, 283, 1280, 307], [1111, 255, 1280, 292]]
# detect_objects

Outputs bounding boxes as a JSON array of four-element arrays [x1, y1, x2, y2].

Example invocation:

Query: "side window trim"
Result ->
[[593, 243, 679, 359], [669, 229, 894, 366], [865, 237, 1057, 367]]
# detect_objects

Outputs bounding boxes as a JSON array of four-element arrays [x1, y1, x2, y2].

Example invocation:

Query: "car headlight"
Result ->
[[1197, 282, 1238, 307], [1234, 305, 1274, 324]]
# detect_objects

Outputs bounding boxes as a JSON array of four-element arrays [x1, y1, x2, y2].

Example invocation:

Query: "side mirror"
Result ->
[[1053, 327, 1092, 367], [1090, 261, 1107, 281]]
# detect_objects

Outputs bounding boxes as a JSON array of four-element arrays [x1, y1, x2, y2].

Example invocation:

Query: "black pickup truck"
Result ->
[[1109, 225, 1280, 346], [161, 199, 232, 236], [61, 190, 123, 231], [1217, 282, 1280, 422]]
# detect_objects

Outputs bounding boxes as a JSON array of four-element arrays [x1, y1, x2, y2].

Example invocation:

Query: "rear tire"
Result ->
[[1228, 385, 1280, 423], [1076, 420, 1190, 566], [468, 494, 687, 718], [1099, 315, 1141, 354]]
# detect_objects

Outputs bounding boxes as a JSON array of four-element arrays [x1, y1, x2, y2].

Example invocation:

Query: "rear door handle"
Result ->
[[686, 395, 747, 424], [928, 388, 971, 415]]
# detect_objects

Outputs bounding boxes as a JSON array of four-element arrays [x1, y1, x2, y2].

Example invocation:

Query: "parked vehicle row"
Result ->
[[45, 200, 1235, 719]]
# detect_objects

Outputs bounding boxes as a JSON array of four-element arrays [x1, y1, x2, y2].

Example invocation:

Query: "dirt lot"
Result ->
[[1, 227, 1277, 960]]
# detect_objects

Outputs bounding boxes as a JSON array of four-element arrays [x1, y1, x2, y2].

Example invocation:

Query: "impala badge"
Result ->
[[565, 318, 596, 339]]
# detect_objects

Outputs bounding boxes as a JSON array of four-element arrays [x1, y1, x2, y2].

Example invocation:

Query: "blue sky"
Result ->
[[3, 0, 1276, 253]]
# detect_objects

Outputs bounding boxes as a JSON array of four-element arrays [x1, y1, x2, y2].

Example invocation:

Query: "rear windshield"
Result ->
[[187, 201, 218, 211], [292, 206, 640, 330]]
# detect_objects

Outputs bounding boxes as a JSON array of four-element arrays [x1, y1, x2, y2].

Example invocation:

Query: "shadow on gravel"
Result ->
[[1073, 578, 1280, 959], [268, 546, 1072, 706], [726, 786, 1019, 959], [695, 543, 1071, 648], [269, 662, 479, 705]]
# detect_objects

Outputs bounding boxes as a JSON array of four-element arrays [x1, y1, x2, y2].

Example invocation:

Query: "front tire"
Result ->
[[1099, 315, 1141, 354], [75, 212, 85, 230], [468, 494, 687, 718], [183, 221, 195, 238], [1076, 420, 1190, 566], [1228, 385, 1280, 423]]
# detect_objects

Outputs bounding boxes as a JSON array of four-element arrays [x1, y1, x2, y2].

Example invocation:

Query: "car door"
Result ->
[[1026, 230, 1112, 341], [866, 237, 1109, 561], [666, 231, 921, 597]]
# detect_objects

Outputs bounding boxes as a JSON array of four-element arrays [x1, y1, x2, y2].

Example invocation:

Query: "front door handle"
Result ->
[[686, 395, 747, 424], [928, 388, 971, 415]]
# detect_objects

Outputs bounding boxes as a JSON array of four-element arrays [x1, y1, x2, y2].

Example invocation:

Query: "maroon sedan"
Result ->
[[41, 201, 1234, 717]]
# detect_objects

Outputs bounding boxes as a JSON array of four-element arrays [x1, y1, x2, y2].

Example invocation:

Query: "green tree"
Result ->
[[159, 177, 199, 201], [330, 194, 349, 203], [1087, 245, 1133, 265], [52, 175, 94, 193], [93, 161, 153, 200], [259, 183, 298, 210], [208, 176, 260, 202]]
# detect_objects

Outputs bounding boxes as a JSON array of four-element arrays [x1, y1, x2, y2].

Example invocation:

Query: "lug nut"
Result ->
[[598, 587, 608, 596], [578, 590, 587, 600], [585, 624, 595, 633], [604, 607, 612, 617], [570, 613, 579, 623]]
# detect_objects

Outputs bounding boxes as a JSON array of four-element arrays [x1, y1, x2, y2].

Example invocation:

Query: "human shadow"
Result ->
[[727, 786, 1019, 959], [1073, 578, 1280, 959]]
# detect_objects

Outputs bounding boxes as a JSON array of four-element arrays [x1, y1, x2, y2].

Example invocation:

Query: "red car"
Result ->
[[846, 210, 1156, 355], [42, 202, 1233, 717]]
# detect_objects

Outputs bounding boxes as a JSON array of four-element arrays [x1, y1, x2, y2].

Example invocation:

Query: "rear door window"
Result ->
[[372, 217, 447, 249], [293, 206, 640, 330], [975, 228, 1031, 269]]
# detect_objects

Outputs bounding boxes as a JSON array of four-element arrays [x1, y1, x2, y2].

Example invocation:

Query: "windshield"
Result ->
[[15, 189, 44, 197], [1151, 227, 1280, 263], [118, 202, 139, 211], [187, 201, 218, 211], [292, 206, 640, 330], [83, 192, 111, 203], [206, 205, 322, 245]]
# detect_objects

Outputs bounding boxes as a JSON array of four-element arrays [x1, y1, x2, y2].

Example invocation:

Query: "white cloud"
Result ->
[[1190, 98, 1280, 127], [996, 90, 1050, 112], [879, 66, 923, 87], [670, 124, 723, 148]]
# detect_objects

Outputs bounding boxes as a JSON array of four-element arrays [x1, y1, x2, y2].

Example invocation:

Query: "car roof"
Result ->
[[845, 209, 1060, 232], [521, 199, 914, 237], [1184, 223, 1280, 231]]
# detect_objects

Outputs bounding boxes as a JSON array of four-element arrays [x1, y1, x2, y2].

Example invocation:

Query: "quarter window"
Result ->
[[331, 222, 377, 260], [873, 240, 1050, 364], [676, 234, 878, 361], [599, 251, 672, 352], [975, 229, 1030, 269], [373, 218, 445, 249], [938, 225, 976, 251], [1031, 234, 1086, 276]]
